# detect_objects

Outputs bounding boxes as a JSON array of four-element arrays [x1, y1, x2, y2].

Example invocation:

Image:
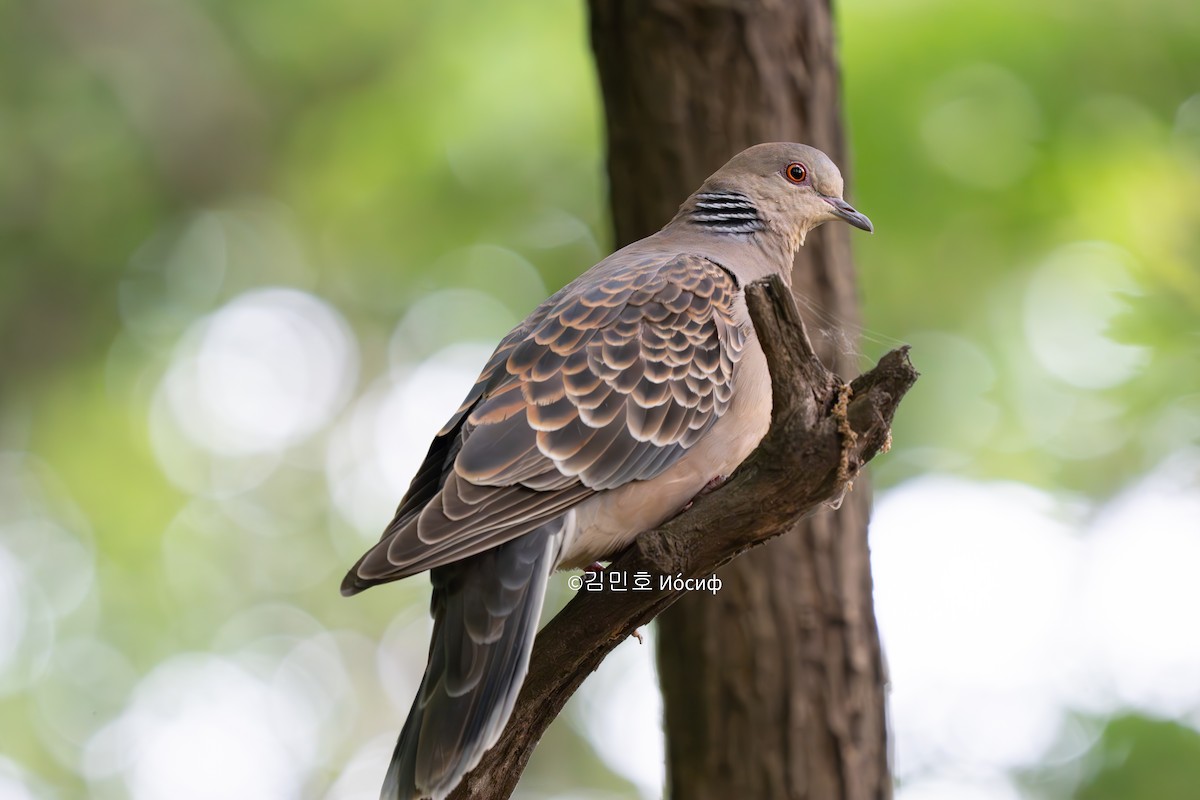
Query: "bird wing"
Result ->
[[343, 252, 747, 593]]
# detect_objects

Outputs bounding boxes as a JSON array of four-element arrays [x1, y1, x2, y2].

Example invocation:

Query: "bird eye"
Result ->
[[784, 163, 808, 184]]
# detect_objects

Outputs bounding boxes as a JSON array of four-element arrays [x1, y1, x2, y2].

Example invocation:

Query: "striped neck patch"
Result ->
[[688, 191, 764, 234]]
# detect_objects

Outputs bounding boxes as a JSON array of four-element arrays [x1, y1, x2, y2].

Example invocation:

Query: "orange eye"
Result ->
[[784, 163, 808, 184]]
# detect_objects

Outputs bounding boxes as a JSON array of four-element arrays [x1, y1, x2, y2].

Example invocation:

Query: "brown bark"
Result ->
[[445, 275, 913, 800], [588, 2, 892, 799]]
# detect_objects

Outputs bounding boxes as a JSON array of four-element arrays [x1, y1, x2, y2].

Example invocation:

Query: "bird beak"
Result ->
[[822, 196, 873, 233]]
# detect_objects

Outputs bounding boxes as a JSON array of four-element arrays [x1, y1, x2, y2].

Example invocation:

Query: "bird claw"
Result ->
[[679, 474, 728, 513], [631, 627, 645, 644]]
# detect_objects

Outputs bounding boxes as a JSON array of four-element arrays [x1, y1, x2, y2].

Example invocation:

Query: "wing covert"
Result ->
[[344, 253, 747, 591]]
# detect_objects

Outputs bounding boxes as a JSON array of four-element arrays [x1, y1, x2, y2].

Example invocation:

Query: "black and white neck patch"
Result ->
[[688, 191, 764, 234]]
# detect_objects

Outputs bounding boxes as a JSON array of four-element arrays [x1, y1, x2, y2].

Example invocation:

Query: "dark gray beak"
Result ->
[[823, 196, 873, 233]]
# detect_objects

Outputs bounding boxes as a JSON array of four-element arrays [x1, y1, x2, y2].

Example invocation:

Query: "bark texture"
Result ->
[[588, 2, 892, 799]]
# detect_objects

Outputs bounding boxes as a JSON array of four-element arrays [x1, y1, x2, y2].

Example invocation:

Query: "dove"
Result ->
[[342, 142, 873, 800]]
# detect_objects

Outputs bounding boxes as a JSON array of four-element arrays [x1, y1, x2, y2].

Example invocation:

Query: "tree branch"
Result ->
[[448, 274, 918, 799]]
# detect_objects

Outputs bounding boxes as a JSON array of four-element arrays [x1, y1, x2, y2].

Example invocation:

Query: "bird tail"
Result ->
[[382, 522, 562, 800]]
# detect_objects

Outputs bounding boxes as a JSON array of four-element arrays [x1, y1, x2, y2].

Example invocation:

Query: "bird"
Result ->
[[342, 142, 873, 800]]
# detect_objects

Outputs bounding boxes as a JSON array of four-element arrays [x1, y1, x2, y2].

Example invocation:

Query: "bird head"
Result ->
[[690, 142, 873, 246]]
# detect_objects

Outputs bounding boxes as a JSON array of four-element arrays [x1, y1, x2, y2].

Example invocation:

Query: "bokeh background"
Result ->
[[2, 0, 1199, 798]]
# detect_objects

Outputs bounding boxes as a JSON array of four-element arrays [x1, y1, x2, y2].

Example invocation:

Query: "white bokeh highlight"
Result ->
[[0, 457, 94, 697], [872, 455, 1200, 790], [1077, 451, 1200, 717], [897, 774, 1023, 800], [872, 477, 1082, 776], [160, 288, 358, 458], [0, 757, 41, 800], [573, 631, 665, 800], [1023, 242, 1148, 390], [0, 548, 26, 681], [84, 654, 322, 799], [327, 342, 493, 538]]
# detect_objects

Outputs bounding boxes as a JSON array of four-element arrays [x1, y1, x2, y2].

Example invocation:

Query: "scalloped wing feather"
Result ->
[[343, 253, 746, 592]]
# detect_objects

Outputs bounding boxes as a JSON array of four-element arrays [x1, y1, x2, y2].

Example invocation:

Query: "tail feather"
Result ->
[[382, 522, 561, 800]]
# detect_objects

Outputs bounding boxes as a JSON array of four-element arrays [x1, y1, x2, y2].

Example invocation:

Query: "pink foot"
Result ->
[[679, 475, 728, 513]]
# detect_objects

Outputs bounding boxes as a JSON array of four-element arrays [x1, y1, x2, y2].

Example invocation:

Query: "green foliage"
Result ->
[[842, 0, 1200, 494], [1076, 716, 1200, 800]]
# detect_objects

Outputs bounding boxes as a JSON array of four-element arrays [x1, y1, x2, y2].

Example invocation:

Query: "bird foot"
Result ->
[[631, 627, 645, 644], [679, 475, 728, 513]]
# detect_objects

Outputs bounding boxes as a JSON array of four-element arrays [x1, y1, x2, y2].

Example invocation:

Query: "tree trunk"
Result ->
[[588, 2, 891, 799]]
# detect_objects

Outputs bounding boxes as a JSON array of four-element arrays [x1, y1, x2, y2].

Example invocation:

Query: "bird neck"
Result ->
[[663, 194, 800, 284], [683, 190, 766, 235]]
